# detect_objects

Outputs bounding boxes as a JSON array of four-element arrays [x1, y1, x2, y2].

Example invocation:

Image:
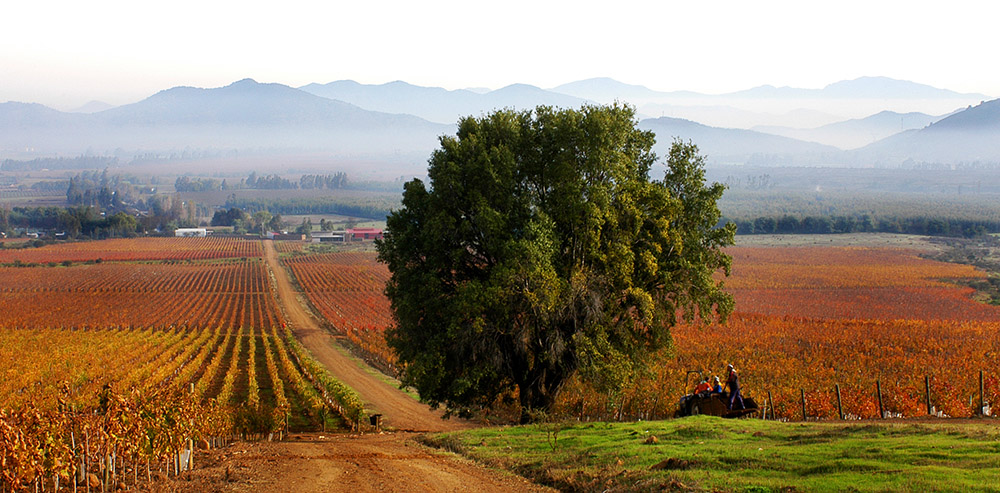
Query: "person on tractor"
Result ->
[[712, 376, 723, 394], [694, 378, 712, 394], [725, 364, 745, 410]]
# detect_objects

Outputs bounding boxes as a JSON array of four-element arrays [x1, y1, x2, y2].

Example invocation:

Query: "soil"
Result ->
[[146, 432, 551, 493], [158, 241, 550, 492], [263, 240, 465, 433]]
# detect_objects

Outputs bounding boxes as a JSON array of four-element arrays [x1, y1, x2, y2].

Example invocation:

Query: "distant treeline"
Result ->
[[29, 180, 70, 192], [718, 188, 1000, 239], [174, 171, 348, 192], [729, 215, 1000, 238], [66, 170, 146, 211], [224, 195, 396, 220], [1, 156, 118, 172], [2, 195, 199, 239], [299, 173, 348, 189], [2, 206, 140, 239]]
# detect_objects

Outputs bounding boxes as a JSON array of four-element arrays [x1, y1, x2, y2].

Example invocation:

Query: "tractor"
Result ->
[[674, 370, 759, 418]]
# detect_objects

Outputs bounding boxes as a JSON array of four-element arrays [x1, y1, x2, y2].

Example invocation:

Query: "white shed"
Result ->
[[175, 228, 207, 237]]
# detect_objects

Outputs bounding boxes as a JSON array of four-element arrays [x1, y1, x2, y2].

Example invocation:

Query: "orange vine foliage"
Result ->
[[0, 258, 283, 329], [283, 252, 396, 371], [557, 246, 1000, 421], [726, 247, 1000, 322], [0, 237, 366, 489], [278, 245, 1000, 421], [273, 240, 306, 254], [0, 326, 331, 489], [0, 237, 262, 263]]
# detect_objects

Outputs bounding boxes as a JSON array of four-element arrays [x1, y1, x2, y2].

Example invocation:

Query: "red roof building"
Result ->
[[346, 228, 384, 241]]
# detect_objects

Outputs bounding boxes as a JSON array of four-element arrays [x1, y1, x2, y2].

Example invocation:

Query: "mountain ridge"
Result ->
[[753, 110, 945, 150], [299, 80, 589, 124], [2, 78, 997, 168], [638, 116, 841, 165], [0, 79, 452, 161], [853, 99, 1000, 163], [548, 75, 991, 102]]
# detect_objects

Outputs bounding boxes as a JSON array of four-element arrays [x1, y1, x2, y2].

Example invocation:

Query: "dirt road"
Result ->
[[155, 432, 551, 493], [247, 241, 553, 492], [262, 240, 466, 433]]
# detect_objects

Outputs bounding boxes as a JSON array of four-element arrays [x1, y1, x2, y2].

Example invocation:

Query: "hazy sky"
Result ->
[[3, 0, 997, 109]]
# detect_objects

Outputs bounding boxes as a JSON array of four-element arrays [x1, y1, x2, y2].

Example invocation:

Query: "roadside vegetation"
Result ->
[[429, 415, 1000, 492]]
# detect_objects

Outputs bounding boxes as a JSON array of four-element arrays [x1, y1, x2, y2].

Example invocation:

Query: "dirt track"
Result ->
[[246, 241, 549, 492], [263, 240, 465, 433], [153, 432, 551, 493]]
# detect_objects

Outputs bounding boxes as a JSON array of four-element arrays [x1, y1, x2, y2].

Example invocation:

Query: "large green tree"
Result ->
[[377, 104, 734, 422]]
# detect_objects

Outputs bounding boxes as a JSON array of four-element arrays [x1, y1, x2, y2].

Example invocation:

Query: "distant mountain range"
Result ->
[[1, 77, 998, 168], [548, 76, 989, 130], [638, 104, 845, 131], [553, 76, 990, 104], [852, 99, 1000, 164], [550, 78, 700, 104], [639, 117, 840, 165], [753, 111, 946, 150], [0, 79, 451, 162], [299, 80, 588, 125], [728, 76, 988, 100], [298, 76, 990, 135]]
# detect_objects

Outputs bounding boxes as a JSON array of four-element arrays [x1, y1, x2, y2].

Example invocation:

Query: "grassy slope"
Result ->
[[429, 416, 1000, 492]]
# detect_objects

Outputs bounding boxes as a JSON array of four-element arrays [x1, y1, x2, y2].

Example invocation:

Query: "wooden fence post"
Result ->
[[767, 390, 774, 420], [925, 376, 932, 416], [876, 380, 884, 419], [85, 432, 90, 493], [800, 388, 807, 421], [980, 370, 986, 417], [835, 384, 844, 420]]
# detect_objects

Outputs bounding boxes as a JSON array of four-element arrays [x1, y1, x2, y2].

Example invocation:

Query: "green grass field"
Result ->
[[428, 415, 1000, 492]]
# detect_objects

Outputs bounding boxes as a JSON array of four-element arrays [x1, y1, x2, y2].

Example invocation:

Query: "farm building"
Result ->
[[175, 228, 208, 237], [312, 231, 347, 243], [346, 228, 384, 241], [310, 228, 384, 242]]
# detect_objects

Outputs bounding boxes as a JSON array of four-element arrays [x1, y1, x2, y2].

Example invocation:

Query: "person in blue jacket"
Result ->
[[711, 375, 723, 394]]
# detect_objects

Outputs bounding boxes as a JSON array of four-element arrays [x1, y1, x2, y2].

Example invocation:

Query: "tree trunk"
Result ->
[[516, 368, 569, 423]]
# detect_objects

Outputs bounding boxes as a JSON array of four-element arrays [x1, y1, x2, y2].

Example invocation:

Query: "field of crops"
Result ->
[[283, 251, 396, 371], [0, 259, 283, 329], [560, 246, 1000, 421], [273, 240, 306, 254], [0, 323, 360, 489], [0, 238, 364, 491], [0, 236, 261, 263], [6, 237, 1000, 488], [278, 245, 1000, 422]]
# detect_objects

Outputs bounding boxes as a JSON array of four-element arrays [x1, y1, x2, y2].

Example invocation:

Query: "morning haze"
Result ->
[[3, 2, 1000, 491]]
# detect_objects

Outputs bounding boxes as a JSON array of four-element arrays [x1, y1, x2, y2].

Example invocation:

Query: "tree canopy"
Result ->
[[376, 104, 734, 422]]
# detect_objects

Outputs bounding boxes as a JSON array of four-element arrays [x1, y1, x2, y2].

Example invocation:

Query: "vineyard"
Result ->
[[6, 236, 1000, 488], [558, 246, 1000, 422], [0, 236, 262, 264], [0, 259, 283, 329], [272, 240, 306, 254], [278, 246, 1000, 423], [282, 251, 396, 372], [0, 238, 365, 491], [0, 324, 366, 490]]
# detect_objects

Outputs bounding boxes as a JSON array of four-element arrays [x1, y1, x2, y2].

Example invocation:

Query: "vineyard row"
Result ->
[[0, 325, 365, 491]]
